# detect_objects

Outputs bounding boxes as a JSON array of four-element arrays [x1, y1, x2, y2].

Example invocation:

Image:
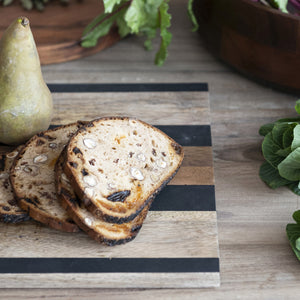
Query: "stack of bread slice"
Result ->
[[4, 117, 184, 246]]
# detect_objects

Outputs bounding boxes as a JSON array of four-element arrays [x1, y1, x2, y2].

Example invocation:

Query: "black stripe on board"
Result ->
[[0, 258, 219, 273], [48, 83, 208, 93], [157, 125, 212, 147], [151, 185, 216, 211], [48, 125, 212, 147]]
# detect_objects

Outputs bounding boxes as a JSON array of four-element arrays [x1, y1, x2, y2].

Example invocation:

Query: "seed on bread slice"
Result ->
[[9, 122, 87, 232], [55, 151, 150, 245], [0, 146, 30, 223], [64, 117, 184, 224]]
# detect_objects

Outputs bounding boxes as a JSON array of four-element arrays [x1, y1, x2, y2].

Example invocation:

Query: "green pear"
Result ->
[[0, 17, 53, 145]]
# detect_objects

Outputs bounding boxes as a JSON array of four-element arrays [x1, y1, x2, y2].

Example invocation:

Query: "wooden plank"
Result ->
[[51, 91, 210, 125], [0, 272, 220, 289], [0, 211, 218, 258]]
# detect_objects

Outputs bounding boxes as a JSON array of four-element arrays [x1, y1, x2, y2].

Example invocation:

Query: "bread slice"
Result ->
[[9, 122, 87, 232], [0, 146, 30, 223], [55, 151, 150, 245], [64, 117, 184, 223]]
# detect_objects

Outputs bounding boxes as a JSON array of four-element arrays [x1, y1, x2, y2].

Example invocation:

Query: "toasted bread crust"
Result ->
[[9, 122, 87, 232], [55, 151, 150, 245], [64, 117, 184, 224], [0, 147, 30, 223]]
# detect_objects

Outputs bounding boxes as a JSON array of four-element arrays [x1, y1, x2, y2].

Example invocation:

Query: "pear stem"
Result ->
[[19, 17, 29, 27]]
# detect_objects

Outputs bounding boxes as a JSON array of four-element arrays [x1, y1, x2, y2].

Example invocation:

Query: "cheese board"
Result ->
[[0, 83, 220, 288]]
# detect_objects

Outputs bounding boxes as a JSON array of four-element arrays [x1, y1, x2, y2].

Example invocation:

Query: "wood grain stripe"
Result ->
[[0, 272, 220, 288], [0, 211, 218, 258], [171, 166, 214, 185], [151, 186, 215, 211], [51, 91, 210, 125], [48, 83, 209, 93], [157, 125, 211, 146], [0, 257, 219, 273]]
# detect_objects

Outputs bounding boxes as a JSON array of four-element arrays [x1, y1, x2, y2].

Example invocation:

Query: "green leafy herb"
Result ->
[[259, 102, 300, 196], [187, 0, 198, 32], [278, 148, 300, 181], [295, 99, 300, 115], [259, 122, 276, 137], [154, 0, 172, 66], [287, 210, 300, 260], [291, 125, 300, 150], [259, 101, 300, 261], [262, 132, 284, 168], [81, 0, 172, 66], [259, 161, 293, 189]]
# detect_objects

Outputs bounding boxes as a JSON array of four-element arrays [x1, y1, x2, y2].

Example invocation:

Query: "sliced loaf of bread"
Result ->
[[63, 117, 184, 223], [10, 122, 87, 232], [55, 152, 150, 245], [0, 146, 30, 223]]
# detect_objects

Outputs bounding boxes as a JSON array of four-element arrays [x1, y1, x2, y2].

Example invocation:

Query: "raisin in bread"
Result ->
[[10, 122, 87, 232], [64, 117, 184, 223], [0, 146, 30, 223], [55, 152, 150, 245]]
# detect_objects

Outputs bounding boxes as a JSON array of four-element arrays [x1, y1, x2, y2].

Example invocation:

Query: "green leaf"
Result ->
[[116, 13, 132, 38], [259, 122, 275, 137], [140, 0, 163, 51], [272, 122, 291, 148], [283, 125, 296, 149], [143, 27, 157, 50], [295, 100, 300, 115], [276, 147, 291, 157], [278, 147, 300, 181], [82, 7, 126, 48], [262, 132, 284, 168], [287, 182, 300, 196], [125, 0, 147, 33], [259, 161, 292, 189], [82, 13, 110, 36], [103, 0, 123, 13], [154, 0, 172, 66], [296, 237, 300, 251], [276, 117, 300, 123], [81, 19, 115, 47], [291, 124, 300, 151], [82, 0, 171, 65], [293, 210, 300, 224], [187, 0, 199, 32], [286, 223, 300, 260], [267, 0, 288, 12]]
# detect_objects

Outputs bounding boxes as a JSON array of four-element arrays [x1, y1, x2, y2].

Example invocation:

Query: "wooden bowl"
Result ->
[[193, 0, 300, 92], [0, 0, 120, 65]]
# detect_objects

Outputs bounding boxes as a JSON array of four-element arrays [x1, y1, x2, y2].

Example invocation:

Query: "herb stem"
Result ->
[[81, 0, 132, 41]]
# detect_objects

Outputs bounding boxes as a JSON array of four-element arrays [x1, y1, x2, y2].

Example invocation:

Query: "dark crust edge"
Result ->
[[55, 152, 147, 246], [63, 116, 184, 224], [0, 147, 30, 223], [8, 122, 88, 233], [0, 154, 6, 172], [0, 211, 31, 223], [16, 198, 79, 233]]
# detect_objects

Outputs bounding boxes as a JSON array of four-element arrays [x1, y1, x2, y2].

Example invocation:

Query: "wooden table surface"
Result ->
[[1, 0, 300, 298]]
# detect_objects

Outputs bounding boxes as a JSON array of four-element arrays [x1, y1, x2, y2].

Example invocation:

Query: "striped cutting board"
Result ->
[[0, 83, 220, 288]]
